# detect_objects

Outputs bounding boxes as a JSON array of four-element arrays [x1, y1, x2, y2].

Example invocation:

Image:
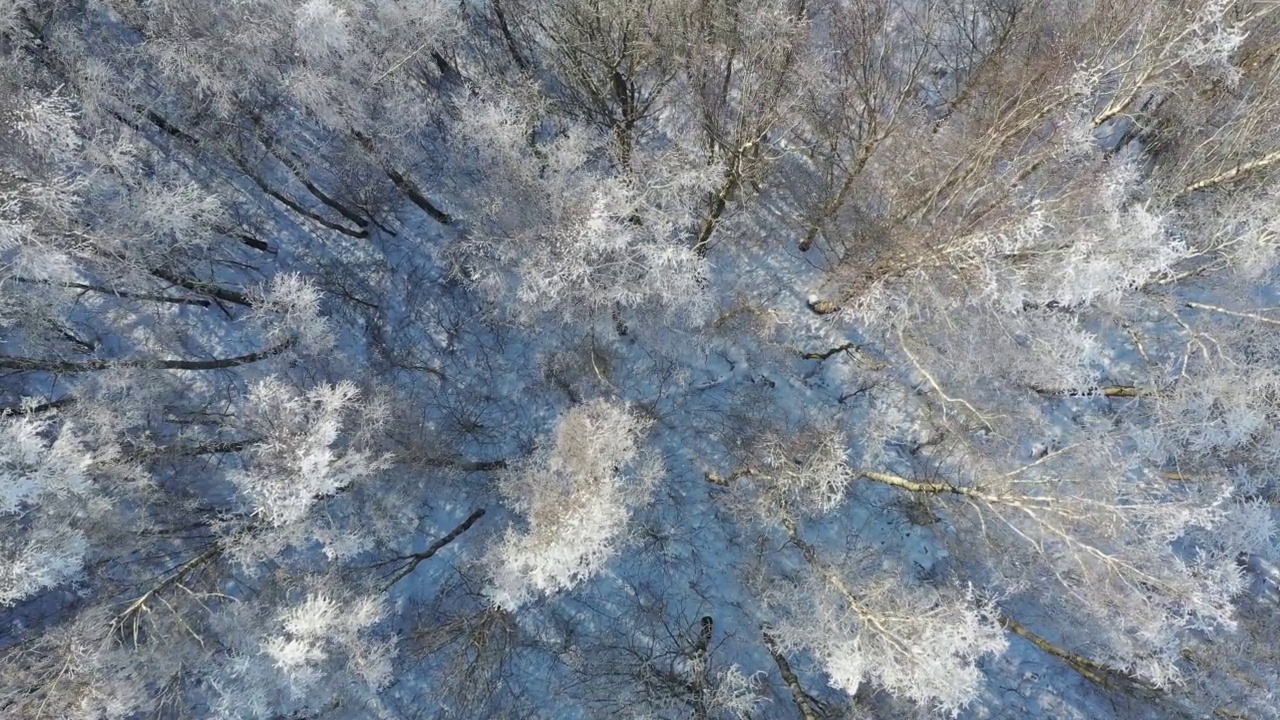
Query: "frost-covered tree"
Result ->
[[0, 414, 104, 606], [485, 400, 658, 610], [764, 565, 1006, 716]]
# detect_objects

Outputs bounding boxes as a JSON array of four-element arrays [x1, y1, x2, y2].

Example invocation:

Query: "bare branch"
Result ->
[[381, 508, 487, 590], [762, 628, 820, 720], [0, 340, 294, 374]]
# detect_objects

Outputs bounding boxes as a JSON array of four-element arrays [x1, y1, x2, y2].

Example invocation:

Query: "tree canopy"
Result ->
[[3, 1, 1280, 718]]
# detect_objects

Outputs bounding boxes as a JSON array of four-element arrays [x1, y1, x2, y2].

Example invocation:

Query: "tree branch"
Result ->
[[0, 394, 77, 416], [1182, 149, 1280, 195], [381, 165, 454, 225], [416, 455, 508, 472], [1185, 301, 1280, 327], [13, 276, 212, 307], [857, 469, 1056, 509], [0, 340, 294, 374], [109, 545, 222, 646], [129, 437, 262, 459], [998, 611, 1156, 691], [381, 508, 487, 590], [1032, 385, 1142, 398], [149, 269, 256, 308], [798, 342, 855, 360], [350, 131, 453, 225], [762, 628, 820, 720], [240, 165, 369, 239]]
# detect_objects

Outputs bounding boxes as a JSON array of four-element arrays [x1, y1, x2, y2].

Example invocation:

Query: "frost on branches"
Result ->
[[262, 592, 393, 692], [766, 572, 1007, 716], [0, 415, 106, 606], [484, 400, 658, 610], [4, 0, 1280, 717], [231, 379, 390, 533], [451, 94, 715, 326]]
